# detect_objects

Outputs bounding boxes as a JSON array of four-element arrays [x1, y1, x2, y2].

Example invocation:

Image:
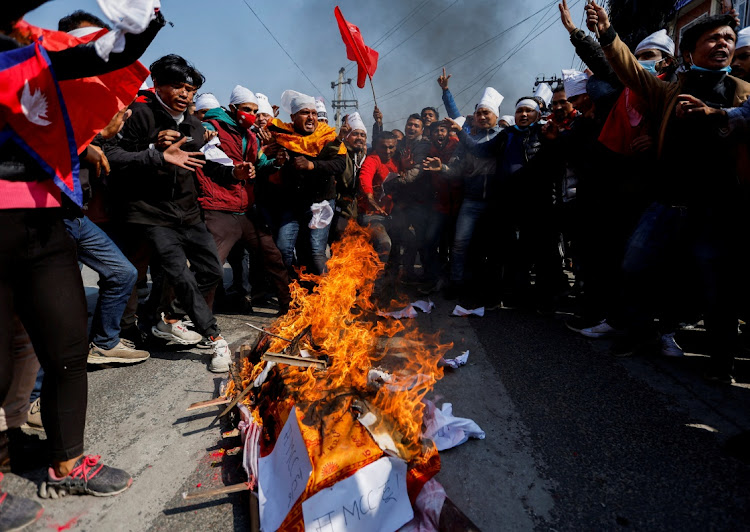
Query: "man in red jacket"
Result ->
[[196, 85, 291, 318]]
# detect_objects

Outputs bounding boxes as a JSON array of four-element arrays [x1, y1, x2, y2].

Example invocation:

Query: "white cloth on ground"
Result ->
[[422, 399, 485, 451]]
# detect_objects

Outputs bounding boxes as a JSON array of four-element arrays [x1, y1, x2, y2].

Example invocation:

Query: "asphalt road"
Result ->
[[4, 266, 750, 531]]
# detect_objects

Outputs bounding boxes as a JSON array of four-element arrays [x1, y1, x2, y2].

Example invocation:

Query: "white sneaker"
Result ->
[[209, 338, 231, 373], [660, 333, 685, 357], [151, 315, 202, 345], [580, 319, 621, 339]]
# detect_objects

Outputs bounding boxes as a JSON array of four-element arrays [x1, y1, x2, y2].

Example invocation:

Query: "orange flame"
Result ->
[[237, 221, 451, 461]]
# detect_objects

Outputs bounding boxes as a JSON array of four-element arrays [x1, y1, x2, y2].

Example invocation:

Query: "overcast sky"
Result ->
[[26, 0, 592, 131]]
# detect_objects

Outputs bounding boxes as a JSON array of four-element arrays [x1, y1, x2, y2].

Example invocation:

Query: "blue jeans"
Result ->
[[65, 216, 137, 349], [450, 199, 488, 282], [276, 200, 335, 276], [621, 202, 737, 367]]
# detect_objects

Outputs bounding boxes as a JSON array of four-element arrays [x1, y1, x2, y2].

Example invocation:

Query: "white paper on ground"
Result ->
[[200, 136, 234, 166], [422, 399, 485, 451], [441, 350, 469, 369], [258, 407, 312, 532], [302, 456, 413, 532], [451, 305, 485, 317], [379, 300, 434, 319]]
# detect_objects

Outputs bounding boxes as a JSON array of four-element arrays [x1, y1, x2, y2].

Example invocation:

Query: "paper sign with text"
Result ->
[[301, 456, 413, 532], [258, 407, 313, 532]]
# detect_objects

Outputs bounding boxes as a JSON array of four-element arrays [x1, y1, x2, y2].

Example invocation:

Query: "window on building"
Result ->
[[737, 0, 749, 29]]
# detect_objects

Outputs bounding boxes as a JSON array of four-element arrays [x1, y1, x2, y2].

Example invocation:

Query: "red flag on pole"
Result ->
[[334, 6, 378, 89]]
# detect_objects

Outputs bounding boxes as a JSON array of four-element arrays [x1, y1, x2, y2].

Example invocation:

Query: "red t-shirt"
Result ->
[[358, 153, 399, 215]]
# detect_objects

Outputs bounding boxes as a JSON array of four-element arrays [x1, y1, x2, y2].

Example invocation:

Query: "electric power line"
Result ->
[[239, 0, 325, 95], [344, 0, 433, 75], [357, 0, 561, 109], [378, 0, 459, 62], [457, 0, 583, 109]]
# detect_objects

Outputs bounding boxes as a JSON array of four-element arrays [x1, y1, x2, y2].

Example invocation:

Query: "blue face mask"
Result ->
[[638, 60, 659, 75], [691, 64, 732, 73]]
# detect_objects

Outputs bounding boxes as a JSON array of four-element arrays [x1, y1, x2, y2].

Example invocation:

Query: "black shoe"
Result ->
[[725, 431, 750, 464], [39, 455, 132, 498], [119, 325, 149, 350], [196, 336, 213, 350], [703, 370, 736, 385], [0, 475, 44, 531], [565, 316, 601, 334]]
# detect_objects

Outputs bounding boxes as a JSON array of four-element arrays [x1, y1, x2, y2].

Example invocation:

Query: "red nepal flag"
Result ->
[[334, 6, 379, 89], [0, 41, 81, 205], [14, 21, 151, 150]]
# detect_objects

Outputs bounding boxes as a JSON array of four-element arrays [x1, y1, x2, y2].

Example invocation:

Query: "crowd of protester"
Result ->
[[2, 0, 750, 528]]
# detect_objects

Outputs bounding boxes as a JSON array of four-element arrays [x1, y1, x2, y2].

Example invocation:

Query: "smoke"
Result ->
[[319, 0, 580, 131]]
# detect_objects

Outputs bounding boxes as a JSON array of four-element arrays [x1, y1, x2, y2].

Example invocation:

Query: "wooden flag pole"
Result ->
[[368, 75, 378, 109]]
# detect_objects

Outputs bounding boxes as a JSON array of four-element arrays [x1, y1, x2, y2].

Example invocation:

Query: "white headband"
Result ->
[[516, 99, 540, 112]]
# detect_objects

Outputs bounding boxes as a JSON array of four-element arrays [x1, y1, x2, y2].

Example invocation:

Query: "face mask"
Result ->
[[688, 54, 732, 73], [236, 110, 257, 129], [638, 60, 659, 75], [691, 64, 732, 73]]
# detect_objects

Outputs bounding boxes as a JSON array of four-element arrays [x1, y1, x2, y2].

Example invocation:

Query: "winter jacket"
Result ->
[[601, 27, 750, 203], [196, 107, 258, 213], [442, 126, 500, 201], [105, 94, 234, 226]]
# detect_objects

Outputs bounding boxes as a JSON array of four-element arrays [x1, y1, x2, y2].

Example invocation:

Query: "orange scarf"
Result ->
[[269, 118, 347, 158]]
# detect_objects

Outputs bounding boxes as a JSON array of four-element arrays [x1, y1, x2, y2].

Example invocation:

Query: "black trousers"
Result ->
[[204, 210, 291, 307], [142, 223, 223, 338], [0, 209, 88, 461]]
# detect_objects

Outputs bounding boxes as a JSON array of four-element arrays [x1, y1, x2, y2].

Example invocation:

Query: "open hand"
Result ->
[[675, 94, 724, 119], [163, 137, 205, 170], [444, 117, 463, 133], [422, 157, 443, 171]]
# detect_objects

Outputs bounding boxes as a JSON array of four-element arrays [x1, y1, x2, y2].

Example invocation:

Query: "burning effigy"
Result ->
[[222, 222, 465, 531]]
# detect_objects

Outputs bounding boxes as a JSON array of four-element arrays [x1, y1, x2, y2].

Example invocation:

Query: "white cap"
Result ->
[[255, 93, 274, 116], [634, 29, 675, 57], [453, 116, 467, 128], [345, 112, 366, 133], [516, 99, 540, 112], [280, 90, 317, 116], [738, 27, 750, 50], [315, 97, 328, 122], [499, 115, 515, 126], [194, 93, 221, 111], [475, 87, 504, 115], [229, 85, 257, 106], [562, 69, 589, 98], [534, 83, 553, 106]]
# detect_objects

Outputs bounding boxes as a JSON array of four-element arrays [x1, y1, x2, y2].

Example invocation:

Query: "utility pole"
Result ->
[[534, 75, 563, 91], [331, 67, 358, 129]]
